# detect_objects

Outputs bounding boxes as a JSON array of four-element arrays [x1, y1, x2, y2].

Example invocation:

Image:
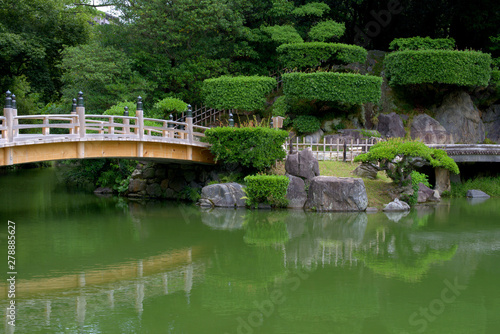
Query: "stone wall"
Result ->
[[127, 161, 218, 200]]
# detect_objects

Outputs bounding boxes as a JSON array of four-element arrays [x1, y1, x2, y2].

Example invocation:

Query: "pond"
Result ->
[[1, 168, 500, 333]]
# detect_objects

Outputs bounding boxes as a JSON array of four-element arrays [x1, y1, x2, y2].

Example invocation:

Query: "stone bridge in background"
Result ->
[[0, 92, 214, 166], [428, 144, 500, 163]]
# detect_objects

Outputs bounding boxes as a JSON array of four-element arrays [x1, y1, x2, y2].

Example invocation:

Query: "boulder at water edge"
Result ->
[[304, 176, 368, 212], [466, 189, 490, 198], [383, 198, 410, 211], [199, 183, 246, 208], [417, 183, 441, 203], [286, 174, 308, 209]]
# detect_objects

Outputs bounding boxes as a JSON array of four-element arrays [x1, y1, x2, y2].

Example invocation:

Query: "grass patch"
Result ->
[[319, 161, 395, 208], [450, 176, 500, 197]]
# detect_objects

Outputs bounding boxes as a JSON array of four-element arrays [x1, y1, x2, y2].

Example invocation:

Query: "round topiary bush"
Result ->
[[202, 75, 277, 111], [153, 97, 188, 118], [292, 115, 321, 134], [385, 50, 492, 87], [283, 72, 382, 103]]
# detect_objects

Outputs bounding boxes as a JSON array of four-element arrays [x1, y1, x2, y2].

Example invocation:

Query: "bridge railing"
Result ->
[[1, 91, 209, 146]]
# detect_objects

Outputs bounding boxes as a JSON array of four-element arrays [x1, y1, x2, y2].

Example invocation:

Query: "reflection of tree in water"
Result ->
[[356, 222, 458, 282]]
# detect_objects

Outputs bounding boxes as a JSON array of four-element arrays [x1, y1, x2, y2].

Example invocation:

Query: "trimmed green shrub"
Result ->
[[261, 25, 304, 44], [202, 76, 277, 111], [152, 97, 188, 119], [491, 70, 500, 85], [385, 50, 492, 87], [272, 96, 290, 117], [407, 171, 431, 206], [293, 115, 321, 134], [244, 174, 290, 208], [354, 138, 459, 185], [309, 20, 345, 42], [283, 72, 382, 103], [277, 42, 367, 69], [389, 37, 456, 51], [292, 2, 330, 17], [204, 127, 289, 171]]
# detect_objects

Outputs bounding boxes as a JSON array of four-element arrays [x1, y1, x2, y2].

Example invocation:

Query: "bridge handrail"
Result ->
[[1, 101, 212, 146]]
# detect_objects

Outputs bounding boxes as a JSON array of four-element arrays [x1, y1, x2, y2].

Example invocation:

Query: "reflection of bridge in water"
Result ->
[[2, 247, 206, 333]]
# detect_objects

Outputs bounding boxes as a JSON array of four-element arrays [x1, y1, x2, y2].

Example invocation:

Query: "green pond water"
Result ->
[[1, 168, 500, 334]]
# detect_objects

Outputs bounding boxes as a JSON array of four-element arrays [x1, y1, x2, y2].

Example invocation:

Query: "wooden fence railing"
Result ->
[[284, 137, 381, 162]]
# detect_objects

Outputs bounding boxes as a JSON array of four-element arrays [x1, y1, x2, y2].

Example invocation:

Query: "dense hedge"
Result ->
[[277, 42, 367, 69], [293, 115, 321, 134], [282, 72, 382, 103], [385, 50, 492, 86], [389, 37, 456, 51], [244, 175, 290, 208], [204, 127, 288, 171], [202, 76, 277, 111]]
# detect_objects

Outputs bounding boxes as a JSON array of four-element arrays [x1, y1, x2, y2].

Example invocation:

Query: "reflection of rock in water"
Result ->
[[200, 208, 245, 230], [467, 197, 490, 206], [384, 211, 410, 222], [284, 212, 368, 268]]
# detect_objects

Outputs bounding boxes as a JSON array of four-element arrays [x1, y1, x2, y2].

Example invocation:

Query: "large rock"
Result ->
[[377, 112, 406, 138], [417, 183, 440, 203], [410, 114, 454, 144], [200, 183, 246, 208], [435, 91, 485, 144], [285, 148, 320, 180], [353, 162, 380, 179], [304, 176, 368, 212], [383, 198, 410, 211], [286, 174, 307, 209], [483, 105, 500, 143], [466, 189, 490, 198], [304, 129, 324, 144]]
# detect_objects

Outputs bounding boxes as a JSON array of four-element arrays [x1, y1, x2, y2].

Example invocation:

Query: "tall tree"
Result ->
[[0, 0, 92, 101]]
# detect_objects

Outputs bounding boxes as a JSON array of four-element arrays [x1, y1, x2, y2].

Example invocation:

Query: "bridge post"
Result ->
[[186, 104, 193, 143], [77, 92, 86, 138], [70, 98, 77, 135], [136, 96, 144, 140], [123, 106, 130, 134], [11, 94, 18, 138], [4, 91, 13, 142]]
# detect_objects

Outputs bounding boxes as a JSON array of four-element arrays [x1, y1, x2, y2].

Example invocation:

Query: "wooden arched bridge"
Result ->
[[0, 93, 214, 166]]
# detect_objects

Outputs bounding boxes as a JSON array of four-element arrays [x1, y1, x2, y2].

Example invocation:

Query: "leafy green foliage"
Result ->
[[272, 96, 290, 117], [292, 2, 330, 17], [261, 25, 303, 44], [152, 97, 188, 119], [354, 138, 459, 185], [308, 20, 345, 42], [60, 42, 151, 113], [283, 72, 382, 104], [243, 174, 290, 208], [204, 127, 288, 171], [450, 176, 500, 198], [389, 37, 456, 51], [61, 159, 137, 194], [202, 75, 276, 111], [293, 115, 321, 134], [104, 102, 137, 117], [385, 50, 492, 87], [0, 0, 91, 101], [277, 42, 367, 69], [407, 171, 431, 206]]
